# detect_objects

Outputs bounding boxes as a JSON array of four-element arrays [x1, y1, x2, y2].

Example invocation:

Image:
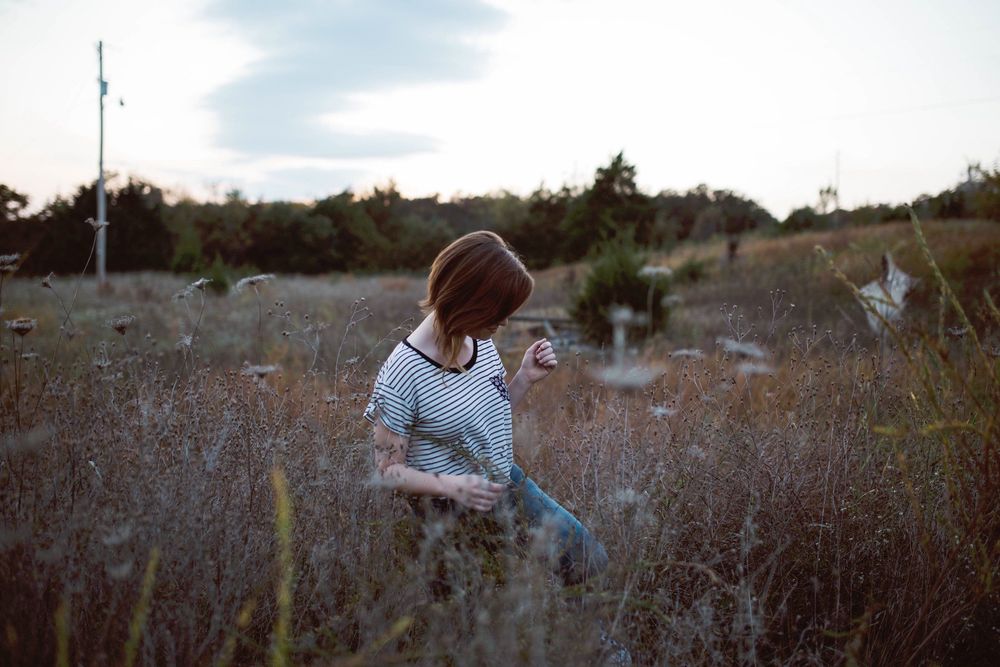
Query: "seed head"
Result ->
[[190, 277, 212, 291], [41, 272, 55, 288], [650, 405, 677, 418], [661, 294, 683, 307], [716, 337, 767, 359], [107, 315, 135, 335], [6, 317, 36, 337], [0, 253, 21, 273], [736, 361, 774, 376], [638, 265, 673, 280], [242, 364, 279, 378], [234, 274, 275, 293], [591, 365, 657, 391], [84, 217, 109, 231]]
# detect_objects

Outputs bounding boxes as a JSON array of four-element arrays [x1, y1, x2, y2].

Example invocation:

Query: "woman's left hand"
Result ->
[[519, 338, 558, 384]]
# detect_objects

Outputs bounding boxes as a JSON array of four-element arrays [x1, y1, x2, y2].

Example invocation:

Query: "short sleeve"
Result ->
[[363, 378, 416, 438]]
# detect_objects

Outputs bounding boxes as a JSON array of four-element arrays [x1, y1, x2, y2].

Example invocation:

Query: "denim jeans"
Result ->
[[412, 464, 608, 586], [504, 463, 609, 585]]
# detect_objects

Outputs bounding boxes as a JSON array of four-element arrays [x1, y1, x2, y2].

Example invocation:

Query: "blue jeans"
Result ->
[[503, 464, 609, 585], [412, 464, 608, 586]]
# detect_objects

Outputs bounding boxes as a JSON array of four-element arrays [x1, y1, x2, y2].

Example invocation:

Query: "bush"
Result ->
[[570, 237, 670, 344], [205, 255, 231, 294], [780, 206, 830, 234], [672, 256, 708, 285]]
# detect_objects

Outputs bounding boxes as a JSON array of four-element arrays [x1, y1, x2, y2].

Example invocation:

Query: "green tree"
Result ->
[[245, 201, 337, 273], [560, 152, 652, 261], [971, 162, 1000, 222], [195, 190, 253, 267], [497, 186, 570, 269], [165, 197, 206, 273], [395, 214, 455, 270], [6, 178, 172, 274], [313, 191, 388, 271], [1, 184, 29, 223], [105, 178, 172, 271], [780, 206, 829, 234]]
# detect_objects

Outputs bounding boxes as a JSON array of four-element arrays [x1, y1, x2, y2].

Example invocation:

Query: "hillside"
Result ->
[[525, 219, 1000, 353]]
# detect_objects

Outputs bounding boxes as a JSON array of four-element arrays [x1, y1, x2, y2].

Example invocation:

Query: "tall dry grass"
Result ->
[[0, 219, 998, 665]]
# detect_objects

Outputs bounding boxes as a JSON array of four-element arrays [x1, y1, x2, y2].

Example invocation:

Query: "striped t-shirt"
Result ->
[[363, 337, 513, 481]]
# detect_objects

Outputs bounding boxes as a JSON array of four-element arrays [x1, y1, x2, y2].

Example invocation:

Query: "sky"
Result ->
[[2, 0, 999, 219]]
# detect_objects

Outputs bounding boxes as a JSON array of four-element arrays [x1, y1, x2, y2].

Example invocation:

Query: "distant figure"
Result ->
[[726, 236, 740, 263]]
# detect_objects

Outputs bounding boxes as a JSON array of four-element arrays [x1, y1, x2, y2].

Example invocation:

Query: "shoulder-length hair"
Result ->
[[420, 231, 534, 370]]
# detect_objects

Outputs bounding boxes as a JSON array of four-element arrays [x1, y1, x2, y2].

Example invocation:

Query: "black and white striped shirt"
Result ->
[[363, 337, 513, 481]]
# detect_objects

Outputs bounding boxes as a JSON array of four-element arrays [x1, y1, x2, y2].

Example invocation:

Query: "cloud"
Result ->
[[206, 0, 505, 160], [252, 166, 365, 201]]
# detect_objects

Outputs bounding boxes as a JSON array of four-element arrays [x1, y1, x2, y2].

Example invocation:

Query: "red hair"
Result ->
[[420, 231, 534, 370]]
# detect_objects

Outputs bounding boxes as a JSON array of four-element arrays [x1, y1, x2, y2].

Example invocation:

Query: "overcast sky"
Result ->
[[2, 0, 999, 218]]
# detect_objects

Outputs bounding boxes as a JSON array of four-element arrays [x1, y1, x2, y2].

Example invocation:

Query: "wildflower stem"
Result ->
[[12, 330, 21, 431], [124, 547, 160, 667], [271, 468, 294, 667], [192, 290, 206, 345], [909, 209, 996, 384], [0, 274, 5, 397], [254, 286, 263, 365], [55, 596, 70, 667], [65, 229, 99, 331]]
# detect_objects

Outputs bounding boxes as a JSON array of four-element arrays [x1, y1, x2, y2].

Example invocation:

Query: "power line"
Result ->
[[831, 95, 1000, 121]]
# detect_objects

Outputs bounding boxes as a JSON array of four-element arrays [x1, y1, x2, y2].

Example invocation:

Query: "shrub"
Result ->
[[672, 256, 708, 285], [570, 237, 670, 344], [780, 206, 830, 234], [205, 254, 231, 294]]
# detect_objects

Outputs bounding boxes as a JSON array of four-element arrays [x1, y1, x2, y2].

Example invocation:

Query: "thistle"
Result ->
[[638, 265, 673, 279], [6, 317, 36, 431], [235, 274, 276, 364], [108, 315, 135, 336], [716, 337, 767, 359], [234, 274, 275, 294], [0, 253, 20, 274], [242, 364, 279, 379], [7, 317, 37, 337]]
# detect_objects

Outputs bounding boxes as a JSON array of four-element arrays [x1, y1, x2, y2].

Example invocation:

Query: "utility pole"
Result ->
[[833, 151, 841, 227], [834, 151, 840, 209], [96, 40, 108, 287]]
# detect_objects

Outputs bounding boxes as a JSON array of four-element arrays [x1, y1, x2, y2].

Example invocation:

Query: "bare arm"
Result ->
[[508, 338, 558, 410], [372, 421, 505, 512]]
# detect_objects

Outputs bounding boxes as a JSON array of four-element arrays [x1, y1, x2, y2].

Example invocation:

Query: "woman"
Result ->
[[363, 230, 608, 585]]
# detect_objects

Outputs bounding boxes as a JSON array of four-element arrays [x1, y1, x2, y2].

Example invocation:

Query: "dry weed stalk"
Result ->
[[1, 220, 997, 665]]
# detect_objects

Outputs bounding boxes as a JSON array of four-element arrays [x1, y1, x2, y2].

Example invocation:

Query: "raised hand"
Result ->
[[519, 338, 558, 384]]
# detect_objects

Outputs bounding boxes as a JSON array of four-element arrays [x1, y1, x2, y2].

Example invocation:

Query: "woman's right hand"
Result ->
[[444, 474, 506, 512]]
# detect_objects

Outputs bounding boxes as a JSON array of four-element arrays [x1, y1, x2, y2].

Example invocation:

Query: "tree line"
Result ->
[[2, 153, 998, 277]]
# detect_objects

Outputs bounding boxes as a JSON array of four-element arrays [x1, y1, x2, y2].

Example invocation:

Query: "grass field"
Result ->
[[1, 219, 998, 665]]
